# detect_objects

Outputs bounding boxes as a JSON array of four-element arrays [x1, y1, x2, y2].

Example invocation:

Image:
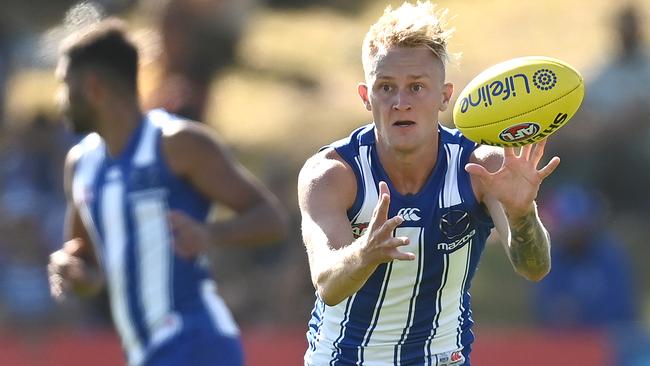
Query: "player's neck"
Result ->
[[376, 139, 438, 195], [96, 98, 143, 158]]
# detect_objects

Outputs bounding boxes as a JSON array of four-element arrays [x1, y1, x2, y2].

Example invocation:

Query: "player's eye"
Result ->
[[380, 83, 392, 93], [411, 83, 423, 93]]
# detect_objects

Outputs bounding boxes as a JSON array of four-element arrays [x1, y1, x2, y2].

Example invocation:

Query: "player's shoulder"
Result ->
[[150, 110, 228, 176], [155, 114, 227, 161], [298, 148, 357, 200], [300, 148, 354, 185], [66, 133, 103, 171]]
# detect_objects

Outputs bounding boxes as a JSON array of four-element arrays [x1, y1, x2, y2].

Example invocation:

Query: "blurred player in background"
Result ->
[[47, 18, 287, 366], [298, 2, 560, 365]]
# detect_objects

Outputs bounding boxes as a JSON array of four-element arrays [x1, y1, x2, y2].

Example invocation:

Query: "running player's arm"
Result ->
[[469, 145, 553, 282], [162, 120, 288, 248], [298, 149, 412, 306], [48, 147, 104, 300]]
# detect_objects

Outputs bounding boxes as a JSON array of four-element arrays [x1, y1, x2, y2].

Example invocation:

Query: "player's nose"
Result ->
[[392, 90, 412, 111]]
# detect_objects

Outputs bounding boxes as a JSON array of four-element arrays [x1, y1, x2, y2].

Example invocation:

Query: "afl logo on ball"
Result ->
[[499, 122, 540, 142]]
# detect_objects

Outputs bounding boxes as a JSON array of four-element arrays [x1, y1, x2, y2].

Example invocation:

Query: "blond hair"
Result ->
[[362, 1, 453, 77]]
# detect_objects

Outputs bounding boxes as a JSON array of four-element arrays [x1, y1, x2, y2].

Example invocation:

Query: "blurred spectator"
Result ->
[[1, 113, 77, 251], [583, 3, 650, 115], [534, 184, 636, 328], [534, 184, 650, 366], [0, 113, 85, 331], [550, 3, 650, 213], [146, 0, 254, 121]]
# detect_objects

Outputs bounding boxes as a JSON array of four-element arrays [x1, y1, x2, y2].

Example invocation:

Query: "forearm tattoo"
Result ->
[[509, 210, 550, 277]]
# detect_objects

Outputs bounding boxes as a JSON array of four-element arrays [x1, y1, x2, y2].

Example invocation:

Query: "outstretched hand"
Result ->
[[465, 140, 560, 218], [359, 181, 415, 267]]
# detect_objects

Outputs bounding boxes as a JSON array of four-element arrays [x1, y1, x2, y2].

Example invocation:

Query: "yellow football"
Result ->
[[452, 56, 584, 147]]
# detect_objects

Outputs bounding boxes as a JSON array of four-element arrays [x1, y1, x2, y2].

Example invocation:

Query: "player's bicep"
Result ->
[[298, 152, 357, 256]]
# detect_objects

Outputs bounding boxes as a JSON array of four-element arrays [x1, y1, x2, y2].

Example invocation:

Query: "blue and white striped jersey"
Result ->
[[71, 109, 239, 366], [305, 124, 494, 366]]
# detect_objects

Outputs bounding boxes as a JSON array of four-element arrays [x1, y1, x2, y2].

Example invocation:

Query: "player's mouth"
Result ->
[[393, 120, 416, 127]]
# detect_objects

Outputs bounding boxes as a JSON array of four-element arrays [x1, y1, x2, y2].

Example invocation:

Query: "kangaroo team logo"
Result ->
[[499, 122, 540, 142], [439, 209, 470, 239], [532, 68, 557, 91]]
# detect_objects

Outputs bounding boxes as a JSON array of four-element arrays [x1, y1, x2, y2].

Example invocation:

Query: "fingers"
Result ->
[[538, 156, 561, 180], [465, 163, 491, 179], [392, 250, 416, 261], [531, 138, 548, 165], [48, 250, 81, 301], [370, 181, 391, 231], [63, 238, 85, 256], [379, 215, 404, 236], [504, 146, 516, 160], [378, 181, 390, 197], [383, 237, 416, 261], [521, 144, 533, 160]]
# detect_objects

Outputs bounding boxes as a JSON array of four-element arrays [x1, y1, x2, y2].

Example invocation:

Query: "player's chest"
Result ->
[[352, 200, 477, 255]]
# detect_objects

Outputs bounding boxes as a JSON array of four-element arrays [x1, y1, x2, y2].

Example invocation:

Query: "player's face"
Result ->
[[359, 46, 453, 153], [58, 66, 97, 134]]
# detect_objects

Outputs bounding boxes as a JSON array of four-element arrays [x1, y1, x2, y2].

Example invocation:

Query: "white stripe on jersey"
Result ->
[[200, 280, 239, 337], [456, 240, 472, 348], [440, 144, 462, 208], [102, 167, 144, 366], [305, 296, 356, 365], [72, 133, 106, 265], [380, 227, 425, 366], [131, 188, 173, 331], [351, 145, 379, 223], [133, 118, 158, 167], [426, 240, 471, 355], [357, 260, 393, 365]]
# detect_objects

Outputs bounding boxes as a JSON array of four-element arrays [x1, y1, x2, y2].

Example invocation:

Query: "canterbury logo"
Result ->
[[397, 208, 421, 221]]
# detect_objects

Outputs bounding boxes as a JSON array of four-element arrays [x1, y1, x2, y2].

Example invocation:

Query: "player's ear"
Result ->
[[84, 72, 105, 104], [358, 83, 371, 111], [439, 82, 454, 112]]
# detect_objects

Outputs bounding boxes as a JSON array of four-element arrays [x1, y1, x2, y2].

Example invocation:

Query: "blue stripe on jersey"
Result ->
[[400, 252, 445, 364], [330, 297, 353, 365], [333, 263, 391, 365], [359, 261, 393, 362], [427, 254, 451, 363], [307, 298, 324, 352]]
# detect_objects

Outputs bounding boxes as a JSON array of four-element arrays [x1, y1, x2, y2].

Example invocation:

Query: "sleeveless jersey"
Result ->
[[305, 124, 494, 366], [71, 109, 239, 366]]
